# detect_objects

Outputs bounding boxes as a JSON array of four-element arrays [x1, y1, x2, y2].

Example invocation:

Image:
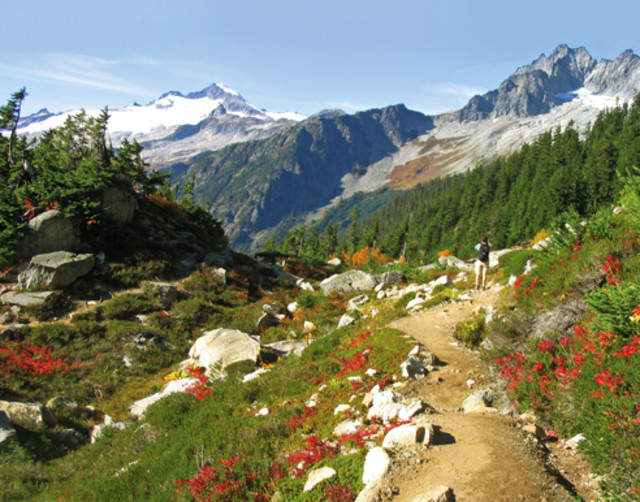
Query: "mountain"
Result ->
[[177, 45, 640, 251], [17, 83, 306, 170], [186, 104, 433, 249]]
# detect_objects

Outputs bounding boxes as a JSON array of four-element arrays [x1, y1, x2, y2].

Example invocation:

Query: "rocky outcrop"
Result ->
[[129, 377, 199, 417], [188, 328, 260, 374], [18, 251, 95, 289], [0, 400, 57, 431]]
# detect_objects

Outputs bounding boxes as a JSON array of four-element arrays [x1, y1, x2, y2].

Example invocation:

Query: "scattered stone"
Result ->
[[429, 274, 452, 288], [263, 340, 308, 358], [348, 294, 370, 310], [256, 312, 280, 332], [340, 314, 360, 332], [304, 466, 337, 492], [565, 433, 586, 450], [334, 404, 351, 415], [18, 251, 95, 289], [401, 356, 428, 380], [366, 390, 425, 422], [255, 407, 269, 416], [333, 419, 363, 437], [147, 281, 178, 308], [362, 447, 390, 486], [287, 301, 299, 313], [189, 328, 260, 374], [327, 257, 341, 266], [406, 295, 427, 310], [262, 304, 284, 319], [296, 278, 315, 291]]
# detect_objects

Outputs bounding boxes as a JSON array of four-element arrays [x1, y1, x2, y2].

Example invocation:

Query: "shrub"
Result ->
[[98, 293, 160, 320], [453, 314, 485, 348]]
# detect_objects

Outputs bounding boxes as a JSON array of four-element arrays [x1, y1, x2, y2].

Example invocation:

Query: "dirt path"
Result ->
[[384, 288, 579, 502]]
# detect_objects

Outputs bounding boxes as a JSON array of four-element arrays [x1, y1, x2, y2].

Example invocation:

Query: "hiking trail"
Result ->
[[381, 287, 598, 502]]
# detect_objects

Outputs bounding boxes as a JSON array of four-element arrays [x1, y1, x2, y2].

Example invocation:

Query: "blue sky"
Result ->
[[2, 0, 639, 117]]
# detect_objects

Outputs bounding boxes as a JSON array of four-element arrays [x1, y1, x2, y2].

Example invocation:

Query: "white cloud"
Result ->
[[0, 54, 157, 98]]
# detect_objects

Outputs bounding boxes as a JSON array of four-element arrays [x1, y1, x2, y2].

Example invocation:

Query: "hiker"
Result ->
[[475, 235, 492, 290]]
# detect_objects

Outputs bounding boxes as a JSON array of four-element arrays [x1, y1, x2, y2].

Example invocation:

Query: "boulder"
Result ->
[[428, 274, 452, 289], [461, 393, 496, 414], [16, 210, 79, 257], [0, 400, 57, 431], [320, 270, 379, 294], [148, 281, 178, 309], [531, 298, 587, 339], [382, 423, 434, 449], [1, 290, 56, 307], [100, 186, 138, 224], [303, 466, 336, 492], [362, 447, 390, 486], [0, 411, 16, 450], [18, 251, 95, 289], [189, 328, 260, 374]]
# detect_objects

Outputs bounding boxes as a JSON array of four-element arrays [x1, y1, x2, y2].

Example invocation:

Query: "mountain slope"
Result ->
[[186, 104, 433, 249]]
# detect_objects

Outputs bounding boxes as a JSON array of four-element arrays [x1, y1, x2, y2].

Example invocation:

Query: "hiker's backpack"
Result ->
[[477, 242, 490, 263]]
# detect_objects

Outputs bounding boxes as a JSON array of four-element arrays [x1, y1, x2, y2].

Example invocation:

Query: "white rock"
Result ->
[[565, 433, 586, 450], [334, 404, 351, 415], [365, 368, 377, 377], [333, 419, 362, 436], [189, 328, 260, 374], [338, 314, 356, 329], [466, 379, 476, 389], [461, 394, 496, 414], [362, 447, 390, 486], [382, 424, 428, 449], [287, 301, 299, 313], [406, 296, 427, 310], [243, 368, 270, 383], [304, 466, 336, 492], [255, 407, 269, 416]]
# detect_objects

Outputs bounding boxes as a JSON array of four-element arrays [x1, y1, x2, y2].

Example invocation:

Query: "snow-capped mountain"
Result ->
[[17, 83, 306, 169]]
